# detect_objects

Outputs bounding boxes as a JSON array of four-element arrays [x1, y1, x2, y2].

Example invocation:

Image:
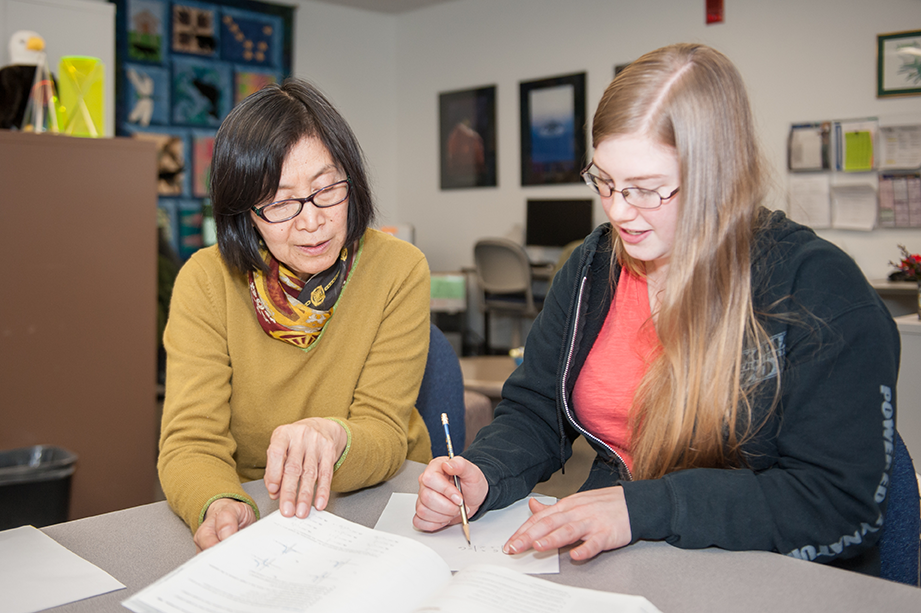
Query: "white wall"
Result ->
[[289, 1, 400, 226], [392, 0, 921, 277]]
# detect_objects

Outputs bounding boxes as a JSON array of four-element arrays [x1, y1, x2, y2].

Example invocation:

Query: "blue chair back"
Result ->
[[879, 430, 921, 586], [416, 324, 467, 458]]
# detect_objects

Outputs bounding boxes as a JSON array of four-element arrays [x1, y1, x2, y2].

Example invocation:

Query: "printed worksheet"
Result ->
[[123, 509, 659, 613], [123, 510, 450, 613], [373, 493, 559, 574]]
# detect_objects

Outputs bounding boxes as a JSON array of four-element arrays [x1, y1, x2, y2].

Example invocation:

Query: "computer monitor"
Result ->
[[525, 199, 594, 248]]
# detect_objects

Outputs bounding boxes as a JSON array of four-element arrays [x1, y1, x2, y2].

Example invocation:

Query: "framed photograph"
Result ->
[[877, 30, 921, 98], [439, 85, 497, 189], [519, 72, 586, 185]]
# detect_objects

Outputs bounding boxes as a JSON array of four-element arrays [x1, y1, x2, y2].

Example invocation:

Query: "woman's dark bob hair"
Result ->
[[210, 78, 376, 274]]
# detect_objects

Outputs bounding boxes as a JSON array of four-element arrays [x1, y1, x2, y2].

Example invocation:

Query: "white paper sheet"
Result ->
[[0, 525, 125, 613], [373, 492, 559, 574], [879, 125, 921, 170], [787, 174, 831, 229], [428, 564, 663, 613], [789, 124, 827, 171], [123, 510, 451, 613], [830, 184, 878, 230]]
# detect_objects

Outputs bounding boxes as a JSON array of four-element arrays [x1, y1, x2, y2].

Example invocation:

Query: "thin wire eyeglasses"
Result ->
[[580, 166, 679, 210], [252, 178, 351, 223]]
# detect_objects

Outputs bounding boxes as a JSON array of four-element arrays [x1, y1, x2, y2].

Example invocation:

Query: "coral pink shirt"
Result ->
[[572, 267, 661, 473]]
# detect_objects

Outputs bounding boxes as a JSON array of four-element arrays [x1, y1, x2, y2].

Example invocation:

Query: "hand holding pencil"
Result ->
[[440, 413, 471, 544], [412, 431, 489, 537]]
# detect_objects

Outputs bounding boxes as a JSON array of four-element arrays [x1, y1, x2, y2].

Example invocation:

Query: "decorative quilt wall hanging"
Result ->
[[112, 0, 294, 260]]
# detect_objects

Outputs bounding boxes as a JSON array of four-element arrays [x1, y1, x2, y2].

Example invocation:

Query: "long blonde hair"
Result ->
[[593, 43, 776, 480]]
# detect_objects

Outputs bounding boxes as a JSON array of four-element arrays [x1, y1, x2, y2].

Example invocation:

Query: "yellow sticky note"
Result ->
[[844, 131, 873, 171]]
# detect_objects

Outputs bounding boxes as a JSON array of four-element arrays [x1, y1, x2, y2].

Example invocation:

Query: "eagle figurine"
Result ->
[[0, 30, 48, 130]]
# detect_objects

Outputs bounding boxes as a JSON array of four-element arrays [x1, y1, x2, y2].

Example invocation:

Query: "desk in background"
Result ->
[[458, 355, 518, 400], [39, 461, 921, 612], [457, 356, 518, 447], [872, 279, 918, 318]]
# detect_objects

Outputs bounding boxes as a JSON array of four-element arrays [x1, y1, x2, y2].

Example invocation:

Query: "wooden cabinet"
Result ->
[[0, 131, 159, 521]]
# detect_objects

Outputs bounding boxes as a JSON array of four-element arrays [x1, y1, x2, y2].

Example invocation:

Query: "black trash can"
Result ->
[[0, 445, 77, 531]]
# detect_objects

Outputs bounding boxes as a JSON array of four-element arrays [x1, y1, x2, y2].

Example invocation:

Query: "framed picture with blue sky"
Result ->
[[519, 72, 586, 186]]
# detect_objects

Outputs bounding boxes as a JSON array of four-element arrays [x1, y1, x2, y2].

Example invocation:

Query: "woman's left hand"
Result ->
[[503, 486, 633, 561], [264, 417, 348, 519]]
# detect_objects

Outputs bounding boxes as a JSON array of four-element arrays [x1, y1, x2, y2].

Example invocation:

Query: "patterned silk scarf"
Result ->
[[249, 241, 358, 350]]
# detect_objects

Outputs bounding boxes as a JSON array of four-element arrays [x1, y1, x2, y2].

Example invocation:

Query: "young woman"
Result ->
[[414, 43, 899, 577], [160, 79, 432, 551]]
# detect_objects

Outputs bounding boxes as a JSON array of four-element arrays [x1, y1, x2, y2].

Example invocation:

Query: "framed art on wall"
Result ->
[[877, 30, 921, 98], [519, 72, 586, 186], [111, 0, 294, 259], [439, 85, 497, 189]]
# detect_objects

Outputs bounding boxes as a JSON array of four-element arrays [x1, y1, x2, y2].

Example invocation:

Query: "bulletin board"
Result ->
[[111, 0, 294, 259], [786, 117, 921, 231]]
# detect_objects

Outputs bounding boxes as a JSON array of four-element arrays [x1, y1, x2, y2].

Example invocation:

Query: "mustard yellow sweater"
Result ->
[[159, 229, 432, 531]]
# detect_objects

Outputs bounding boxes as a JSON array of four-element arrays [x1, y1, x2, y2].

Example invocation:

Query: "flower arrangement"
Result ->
[[888, 244, 921, 281]]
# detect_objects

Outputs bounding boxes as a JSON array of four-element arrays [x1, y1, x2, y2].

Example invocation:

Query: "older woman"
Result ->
[[160, 79, 432, 551]]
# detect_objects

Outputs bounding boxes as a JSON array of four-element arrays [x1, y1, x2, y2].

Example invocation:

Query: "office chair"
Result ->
[[416, 323, 467, 457], [473, 238, 544, 354], [879, 430, 921, 586]]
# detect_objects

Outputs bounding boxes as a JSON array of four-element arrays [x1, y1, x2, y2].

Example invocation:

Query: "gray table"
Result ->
[[42, 461, 921, 612]]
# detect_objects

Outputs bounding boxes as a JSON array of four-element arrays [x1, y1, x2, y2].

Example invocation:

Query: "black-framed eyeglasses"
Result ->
[[252, 178, 351, 223], [580, 165, 679, 210]]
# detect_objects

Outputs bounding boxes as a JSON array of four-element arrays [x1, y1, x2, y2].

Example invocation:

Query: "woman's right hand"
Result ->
[[193, 498, 257, 553], [413, 456, 488, 532]]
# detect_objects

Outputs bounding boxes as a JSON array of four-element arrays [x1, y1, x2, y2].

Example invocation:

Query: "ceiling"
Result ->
[[308, 0, 458, 14]]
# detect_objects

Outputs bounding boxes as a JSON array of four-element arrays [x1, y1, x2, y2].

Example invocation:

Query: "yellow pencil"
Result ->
[[440, 413, 470, 544]]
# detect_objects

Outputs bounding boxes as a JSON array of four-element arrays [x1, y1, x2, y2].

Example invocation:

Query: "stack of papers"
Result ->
[[123, 496, 662, 613]]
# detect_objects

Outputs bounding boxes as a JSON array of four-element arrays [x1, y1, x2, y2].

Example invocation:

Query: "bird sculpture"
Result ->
[[0, 30, 49, 130]]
